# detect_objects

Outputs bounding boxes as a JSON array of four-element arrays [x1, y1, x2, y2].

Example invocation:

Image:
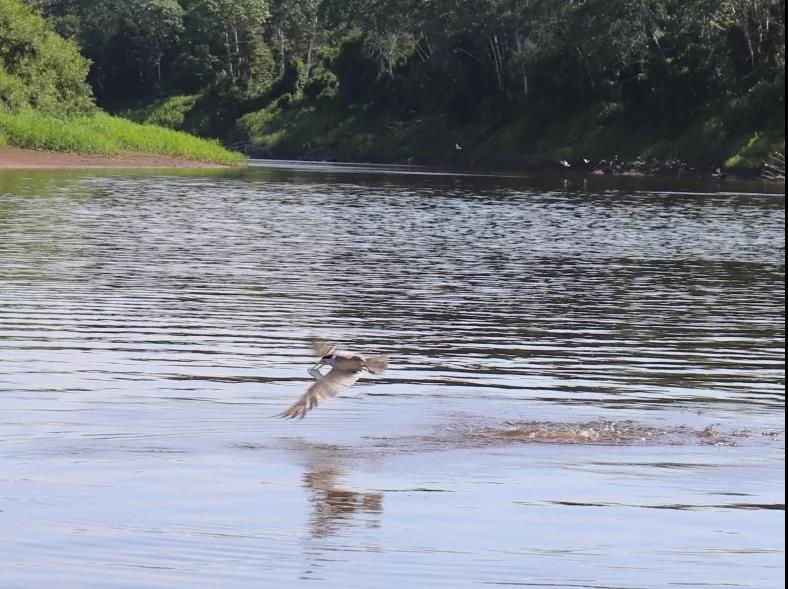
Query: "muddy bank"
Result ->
[[0, 146, 230, 169]]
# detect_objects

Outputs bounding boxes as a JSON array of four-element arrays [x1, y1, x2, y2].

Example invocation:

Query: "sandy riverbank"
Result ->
[[0, 147, 232, 169]]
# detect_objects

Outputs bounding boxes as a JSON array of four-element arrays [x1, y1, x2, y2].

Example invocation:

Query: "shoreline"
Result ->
[[2, 145, 783, 184], [247, 148, 777, 181], [0, 146, 232, 170]]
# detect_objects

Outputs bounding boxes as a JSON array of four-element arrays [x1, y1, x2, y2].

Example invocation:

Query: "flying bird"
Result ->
[[278, 339, 389, 419]]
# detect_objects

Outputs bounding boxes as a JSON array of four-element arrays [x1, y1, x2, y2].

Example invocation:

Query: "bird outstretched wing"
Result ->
[[310, 338, 336, 358], [278, 366, 363, 419]]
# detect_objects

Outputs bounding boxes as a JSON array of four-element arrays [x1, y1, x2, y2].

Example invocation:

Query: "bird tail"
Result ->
[[364, 354, 389, 374]]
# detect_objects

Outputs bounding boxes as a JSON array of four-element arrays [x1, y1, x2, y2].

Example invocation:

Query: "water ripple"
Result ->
[[0, 167, 784, 589]]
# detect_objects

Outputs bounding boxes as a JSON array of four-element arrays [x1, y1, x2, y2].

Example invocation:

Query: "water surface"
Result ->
[[0, 163, 784, 588]]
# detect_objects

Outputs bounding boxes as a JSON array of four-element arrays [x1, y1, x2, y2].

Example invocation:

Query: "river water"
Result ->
[[0, 162, 784, 588]]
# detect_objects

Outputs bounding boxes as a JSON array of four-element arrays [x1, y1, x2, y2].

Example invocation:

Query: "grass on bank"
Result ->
[[237, 97, 448, 161], [0, 110, 245, 166], [234, 90, 784, 174], [118, 95, 200, 131]]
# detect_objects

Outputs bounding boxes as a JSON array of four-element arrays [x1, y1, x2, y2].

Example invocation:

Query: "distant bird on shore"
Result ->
[[278, 339, 389, 419], [559, 159, 571, 168]]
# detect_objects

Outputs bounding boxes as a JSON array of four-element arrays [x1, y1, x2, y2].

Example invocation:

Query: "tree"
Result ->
[[1, 0, 94, 114], [122, 0, 184, 86], [184, 0, 270, 88]]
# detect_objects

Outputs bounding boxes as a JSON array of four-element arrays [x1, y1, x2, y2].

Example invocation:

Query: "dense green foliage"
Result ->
[[1, 0, 94, 114], [29, 0, 274, 104], [25, 0, 786, 170], [0, 0, 242, 164]]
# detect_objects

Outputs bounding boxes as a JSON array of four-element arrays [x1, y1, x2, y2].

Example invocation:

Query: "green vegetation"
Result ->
[[0, 111, 245, 165], [18, 0, 788, 173], [0, 0, 243, 165], [1, 0, 93, 114], [120, 95, 200, 131]]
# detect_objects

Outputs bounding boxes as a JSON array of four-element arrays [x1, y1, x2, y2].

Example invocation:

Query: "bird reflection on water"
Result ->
[[289, 442, 384, 581], [289, 442, 383, 540], [303, 464, 383, 539]]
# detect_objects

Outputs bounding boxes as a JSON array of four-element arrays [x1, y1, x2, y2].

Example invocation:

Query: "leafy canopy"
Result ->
[[0, 0, 94, 115]]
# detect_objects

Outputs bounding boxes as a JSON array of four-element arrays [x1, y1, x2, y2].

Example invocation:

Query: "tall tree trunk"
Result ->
[[387, 35, 397, 77], [489, 34, 504, 93], [576, 47, 595, 95], [745, 30, 756, 72], [514, 35, 528, 98], [522, 64, 528, 98], [276, 28, 287, 77], [305, 9, 319, 81], [223, 27, 236, 84], [233, 23, 241, 80], [414, 40, 432, 62]]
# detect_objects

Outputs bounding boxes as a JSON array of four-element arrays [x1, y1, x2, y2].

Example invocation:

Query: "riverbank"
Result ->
[[0, 112, 246, 168], [0, 147, 233, 169], [231, 99, 784, 181]]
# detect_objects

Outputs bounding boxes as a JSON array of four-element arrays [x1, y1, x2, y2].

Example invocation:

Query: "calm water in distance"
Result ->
[[0, 161, 784, 588]]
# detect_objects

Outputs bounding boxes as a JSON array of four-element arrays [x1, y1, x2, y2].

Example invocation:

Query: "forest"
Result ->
[[4, 0, 787, 171]]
